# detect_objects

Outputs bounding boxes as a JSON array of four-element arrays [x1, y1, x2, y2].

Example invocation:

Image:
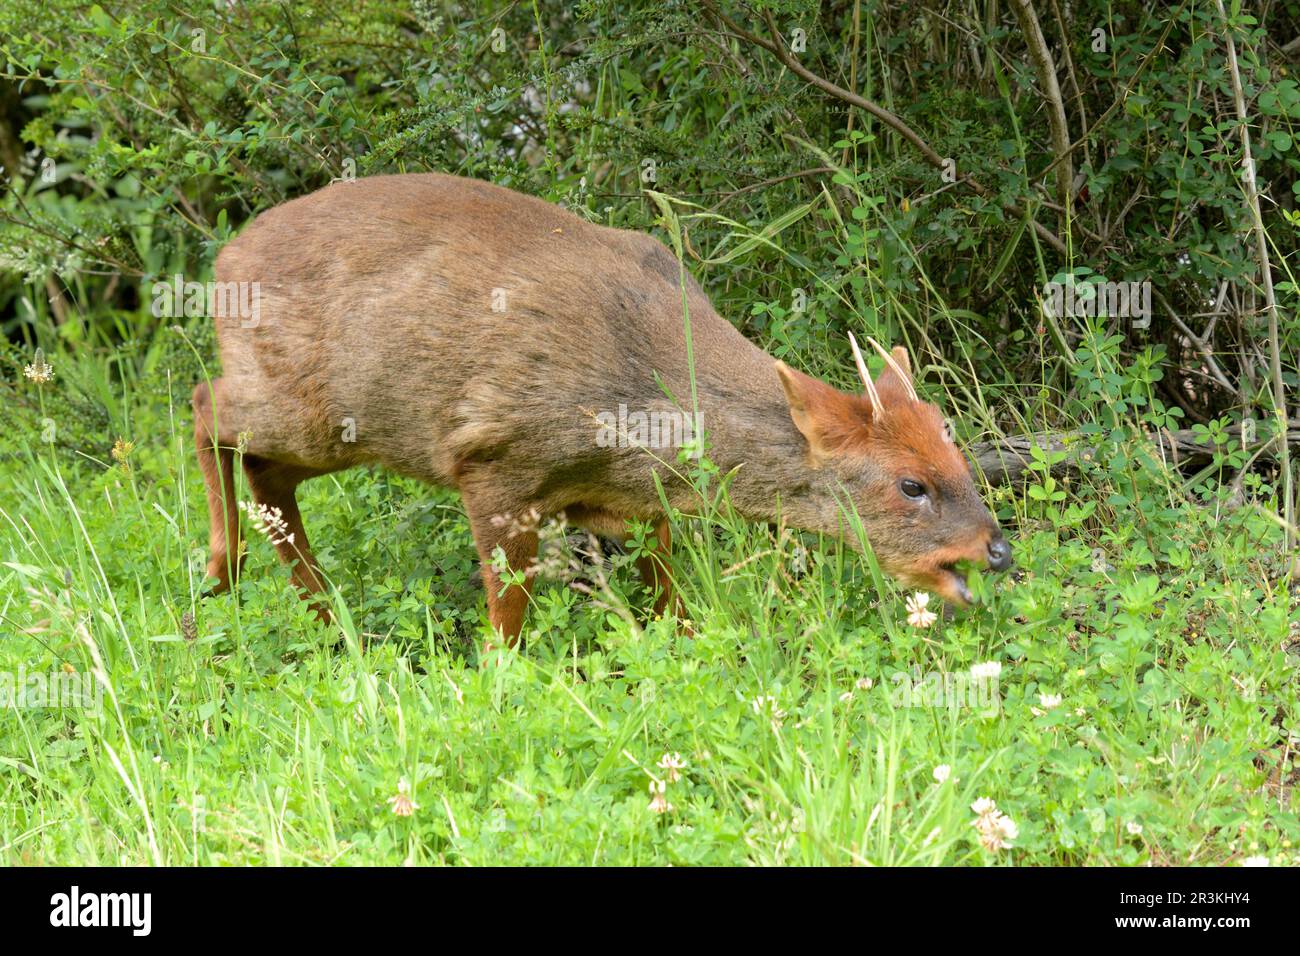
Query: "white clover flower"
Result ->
[[995, 815, 1018, 841], [906, 592, 937, 628], [387, 777, 418, 817], [648, 779, 673, 814], [970, 797, 1018, 852], [933, 764, 951, 784], [840, 677, 873, 703], [657, 752, 686, 783]]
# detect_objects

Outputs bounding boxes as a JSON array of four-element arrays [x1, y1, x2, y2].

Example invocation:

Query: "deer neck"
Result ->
[[679, 363, 840, 534]]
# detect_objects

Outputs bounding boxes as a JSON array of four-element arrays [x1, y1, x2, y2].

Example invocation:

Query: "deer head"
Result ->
[[774, 336, 1012, 605]]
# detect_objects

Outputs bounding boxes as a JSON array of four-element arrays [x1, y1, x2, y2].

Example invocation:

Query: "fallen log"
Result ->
[[970, 419, 1300, 485]]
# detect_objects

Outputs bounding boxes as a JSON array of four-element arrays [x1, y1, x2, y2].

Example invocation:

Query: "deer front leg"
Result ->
[[636, 519, 683, 621], [463, 495, 540, 652]]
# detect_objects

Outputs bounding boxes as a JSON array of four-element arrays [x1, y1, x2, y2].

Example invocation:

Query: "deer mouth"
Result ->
[[937, 563, 975, 605], [893, 558, 982, 607]]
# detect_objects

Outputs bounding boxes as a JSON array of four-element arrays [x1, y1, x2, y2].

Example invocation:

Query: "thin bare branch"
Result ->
[[1215, 0, 1294, 554], [1010, 1, 1074, 218]]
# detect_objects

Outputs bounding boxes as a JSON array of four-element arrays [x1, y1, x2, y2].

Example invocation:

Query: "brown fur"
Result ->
[[195, 173, 1008, 647]]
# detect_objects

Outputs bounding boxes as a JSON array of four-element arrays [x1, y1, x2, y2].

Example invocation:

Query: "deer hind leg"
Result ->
[[193, 380, 243, 595], [635, 519, 683, 620], [241, 454, 333, 620], [460, 488, 540, 651]]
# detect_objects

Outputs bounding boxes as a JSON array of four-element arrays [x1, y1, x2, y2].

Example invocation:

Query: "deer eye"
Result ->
[[900, 478, 926, 500]]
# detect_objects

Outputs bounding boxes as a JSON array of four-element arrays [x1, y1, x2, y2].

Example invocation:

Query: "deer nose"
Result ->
[[987, 537, 1013, 572]]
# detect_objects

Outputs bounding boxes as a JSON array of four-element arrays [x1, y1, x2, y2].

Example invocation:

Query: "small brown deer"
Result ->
[[194, 173, 1011, 646]]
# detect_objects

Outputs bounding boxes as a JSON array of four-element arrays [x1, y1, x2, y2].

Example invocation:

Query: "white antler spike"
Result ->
[[865, 336, 919, 403], [847, 332, 884, 416]]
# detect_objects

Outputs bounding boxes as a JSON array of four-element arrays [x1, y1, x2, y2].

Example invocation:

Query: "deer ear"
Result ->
[[889, 346, 912, 381], [874, 345, 917, 403], [774, 360, 871, 464]]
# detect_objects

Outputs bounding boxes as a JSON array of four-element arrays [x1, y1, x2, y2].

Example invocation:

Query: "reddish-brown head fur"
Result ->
[[775, 341, 1011, 605]]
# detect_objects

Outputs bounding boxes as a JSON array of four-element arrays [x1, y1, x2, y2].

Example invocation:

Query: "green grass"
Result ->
[[0, 325, 1297, 866]]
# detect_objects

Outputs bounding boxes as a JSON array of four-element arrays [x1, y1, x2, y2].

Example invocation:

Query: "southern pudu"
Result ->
[[193, 174, 1013, 647]]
